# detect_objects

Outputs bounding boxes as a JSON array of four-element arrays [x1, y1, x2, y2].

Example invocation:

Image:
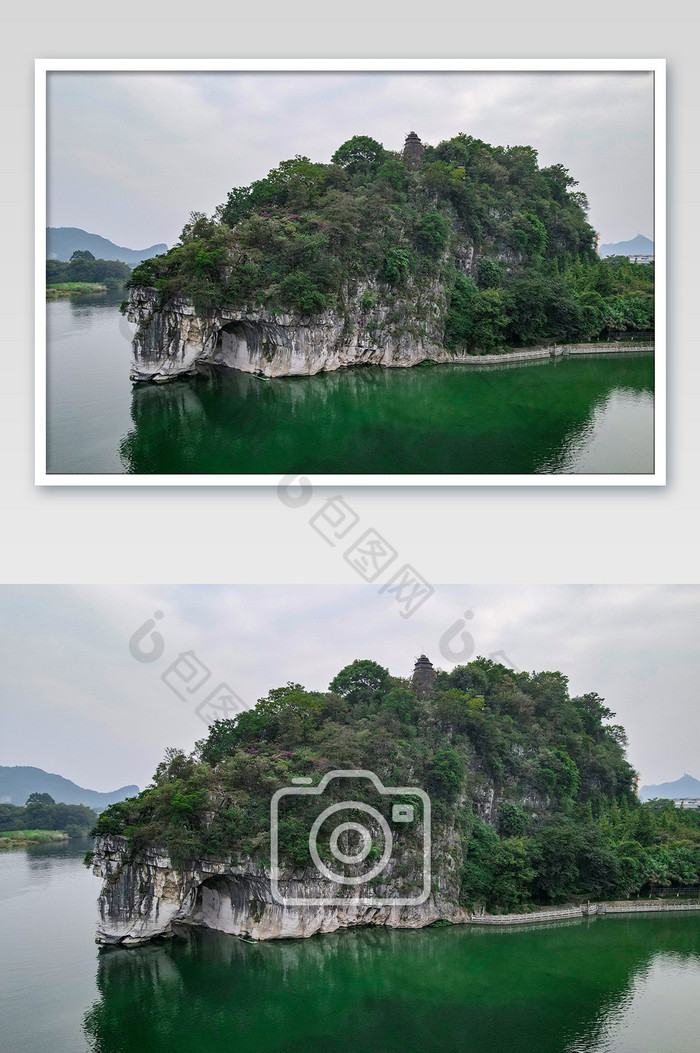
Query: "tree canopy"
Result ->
[[47, 255, 131, 288], [331, 135, 386, 174], [90, 656, 693, 914], [125, 131, 652, 348], [1, 798, 97, 837]]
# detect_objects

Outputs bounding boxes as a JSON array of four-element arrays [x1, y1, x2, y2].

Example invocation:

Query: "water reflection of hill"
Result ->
[[119, 354, 654, 475], [83, 914, 700, 1053]]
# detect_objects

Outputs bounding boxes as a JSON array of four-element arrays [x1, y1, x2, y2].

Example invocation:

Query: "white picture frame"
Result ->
[[35, 57, 665, 486]]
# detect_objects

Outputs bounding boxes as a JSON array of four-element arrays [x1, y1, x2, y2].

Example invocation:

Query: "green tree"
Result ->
[[425, 750, 463, 803], [476, 257, 505, 289], [126, 127, 629, 348], [381, 247, 414, 285], [444, 275, 508, 351], [89, 653, 694, 910], [503, 211, 548, 259], [498, 801, 529, 837], [331, 136, 386, 175], [415, 213, 449, 259], [329, 660, 391, 706]]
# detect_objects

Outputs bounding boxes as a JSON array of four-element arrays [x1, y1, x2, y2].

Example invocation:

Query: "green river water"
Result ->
[[1, 839, 698, 1053], [46, 292, 654, 476]]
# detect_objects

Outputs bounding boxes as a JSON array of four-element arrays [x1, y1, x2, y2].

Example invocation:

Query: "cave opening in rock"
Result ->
[[193, 875, 238, 921], [190, 874, 268, 933], [217, 321, 274, 364]]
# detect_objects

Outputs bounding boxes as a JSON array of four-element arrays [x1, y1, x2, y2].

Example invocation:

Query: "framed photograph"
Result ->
[[36, 58, 665, 485], [3, 582, 700, 1053]]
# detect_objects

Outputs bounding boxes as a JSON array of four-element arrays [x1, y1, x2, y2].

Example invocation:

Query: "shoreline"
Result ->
[[469, 898, 700, 926], [0, 830, 69, 849], [149, 339, 654, 386], [46, 283, 109, 298], [451, 341, 654, 366]]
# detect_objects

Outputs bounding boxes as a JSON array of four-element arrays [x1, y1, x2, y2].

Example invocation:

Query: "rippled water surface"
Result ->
[[1, 841, 699, 1053], [46, 293, 654, 476]]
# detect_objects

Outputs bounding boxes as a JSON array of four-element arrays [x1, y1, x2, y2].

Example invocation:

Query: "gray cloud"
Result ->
[[0, 585, 694, 793], [47, 69, 653, 249]]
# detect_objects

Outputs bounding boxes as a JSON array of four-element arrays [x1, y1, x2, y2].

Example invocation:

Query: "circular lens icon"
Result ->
[[329, 822, 372, 865], [309, 802, 393, 886]]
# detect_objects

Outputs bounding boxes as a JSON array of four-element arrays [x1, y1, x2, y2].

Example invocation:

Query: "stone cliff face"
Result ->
[[127, 280, 453, 383], [92, 832, 468, 945]]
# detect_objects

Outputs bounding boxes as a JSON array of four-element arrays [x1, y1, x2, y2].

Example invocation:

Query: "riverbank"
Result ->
[[470, 898, 700, 926], [46, 282, 108, 298], [452, 340, 654, 365], [0, 830, 69, 849]]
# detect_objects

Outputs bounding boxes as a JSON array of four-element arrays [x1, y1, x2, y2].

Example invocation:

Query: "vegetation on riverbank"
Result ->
[[47, 282, 108, 297], [0, 829, 69, 848], [1, 794, 97, 840], [125, 132, 653, 350], [92, 657, 693, 914], [47, 250, 130, 295]]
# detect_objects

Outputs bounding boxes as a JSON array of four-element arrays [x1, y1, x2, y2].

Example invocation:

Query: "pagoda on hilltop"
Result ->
[[403, 130, 424, 166], [412, 654, 435, 698]]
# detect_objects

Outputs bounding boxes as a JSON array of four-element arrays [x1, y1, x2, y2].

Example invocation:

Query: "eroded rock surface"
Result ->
[[127, 281, 451, 382], [92, 833, 467, 945]]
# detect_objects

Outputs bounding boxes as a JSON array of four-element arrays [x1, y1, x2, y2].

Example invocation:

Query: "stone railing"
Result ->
[[601, 900, 700, 915], [470, 898, 700, 926], [470, 905, 586, 925], [564, 343, 654, 356], [451, 342, 654, 366]]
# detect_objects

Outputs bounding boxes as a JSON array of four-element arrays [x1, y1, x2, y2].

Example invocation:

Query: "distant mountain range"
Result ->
[[598, 234, 654, 259], [639, 774, 700, 802], [0, 765, 138, 809], [47, 227, 167, 265]]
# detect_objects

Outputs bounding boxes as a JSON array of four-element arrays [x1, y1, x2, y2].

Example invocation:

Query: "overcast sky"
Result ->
[[0, 585, 694, 794], [47, 70, 654, 250]]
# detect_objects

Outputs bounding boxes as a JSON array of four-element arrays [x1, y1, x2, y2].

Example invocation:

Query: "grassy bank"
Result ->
[[46, 282, 107, 297], [0, 829, 69, 848]]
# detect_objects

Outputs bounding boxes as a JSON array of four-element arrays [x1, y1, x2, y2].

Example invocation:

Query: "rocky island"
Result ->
[[124, 132, 654, 382], [89, 655, 698, 945]]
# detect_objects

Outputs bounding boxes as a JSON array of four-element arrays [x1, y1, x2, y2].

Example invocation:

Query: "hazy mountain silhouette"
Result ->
[[639, 774, 700, 802], [0, 765, 138, 808], [47, 227, 167, 265], [598, 234, 654, 259]]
